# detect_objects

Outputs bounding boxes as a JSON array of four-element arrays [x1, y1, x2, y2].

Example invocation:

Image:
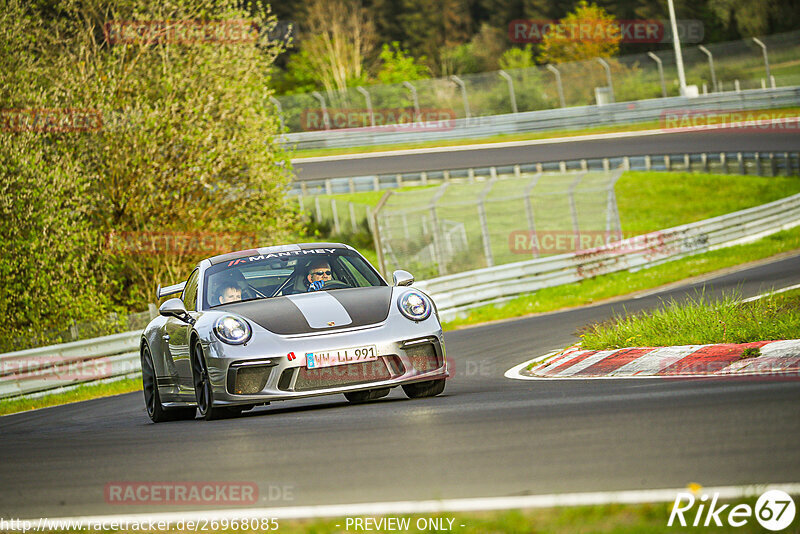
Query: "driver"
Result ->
[[306, 260, 333, 292], [217, 283, 242, 304]]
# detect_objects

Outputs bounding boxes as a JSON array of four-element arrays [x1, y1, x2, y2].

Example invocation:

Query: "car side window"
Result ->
[[182, 269, 200, 311]]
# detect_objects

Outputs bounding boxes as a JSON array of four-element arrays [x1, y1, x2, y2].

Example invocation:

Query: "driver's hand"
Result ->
[[308, 280, 325, 292]]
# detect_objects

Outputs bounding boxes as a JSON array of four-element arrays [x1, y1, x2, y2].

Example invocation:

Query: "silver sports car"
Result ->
[[140, 243, 448, 422]]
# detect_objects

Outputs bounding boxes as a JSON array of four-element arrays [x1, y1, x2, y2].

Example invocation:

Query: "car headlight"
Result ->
[[398, 291, 432, 321], [213, 315, 252, 345]]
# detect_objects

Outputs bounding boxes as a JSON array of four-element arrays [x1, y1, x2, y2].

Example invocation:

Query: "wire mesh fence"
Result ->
[[373, 168, 623, 279], [276, 31, 800, 132]]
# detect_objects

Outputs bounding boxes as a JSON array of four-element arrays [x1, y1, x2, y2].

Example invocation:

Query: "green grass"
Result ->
[[305, 171, 800, 235], [18, 497, 796, 533], [442, 226, 800, 330], [0, 377, 141, 416], [579, 289, 800, 350], [289, 106, 800, 158]]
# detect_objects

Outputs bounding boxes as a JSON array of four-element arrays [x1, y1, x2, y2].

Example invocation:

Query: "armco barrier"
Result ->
[[291, 150, 800, 196], [3, 191, 800, 399], [283, 87, 800, 150], [416, 191, 800, 321], [0, 331, 141, 399]]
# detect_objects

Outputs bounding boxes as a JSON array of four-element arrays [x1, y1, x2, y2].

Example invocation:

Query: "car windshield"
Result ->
[[203, 248, 385, 308]]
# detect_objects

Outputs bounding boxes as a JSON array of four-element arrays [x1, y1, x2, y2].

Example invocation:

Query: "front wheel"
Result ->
[[191, 340, 230, 421], [402, 379, 445, 399], [141, 345, 195, 423]]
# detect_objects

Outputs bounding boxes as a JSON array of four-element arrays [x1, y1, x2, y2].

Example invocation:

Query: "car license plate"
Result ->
[[305, 345, 378, 369]]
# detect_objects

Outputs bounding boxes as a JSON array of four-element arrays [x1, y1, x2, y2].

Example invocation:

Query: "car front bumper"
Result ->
[[204, 319, 448, 406]]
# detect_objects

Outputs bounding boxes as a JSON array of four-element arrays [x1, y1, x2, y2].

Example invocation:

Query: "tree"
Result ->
[[0, 0, 298, 340], [299, 0, 377, 94], [375, 42, 429, 84], [537, 0, 621, 64]]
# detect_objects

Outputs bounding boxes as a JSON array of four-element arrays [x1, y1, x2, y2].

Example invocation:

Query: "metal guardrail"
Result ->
[[4, 180, 800, 400], [416, 191, 800, 321], [0, 331, 141, 400], [291, 150, 800, 196], [284, 87, 800, 150]]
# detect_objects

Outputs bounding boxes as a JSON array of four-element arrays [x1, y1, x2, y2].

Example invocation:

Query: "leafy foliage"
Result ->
[[0, 0, 298, 343]]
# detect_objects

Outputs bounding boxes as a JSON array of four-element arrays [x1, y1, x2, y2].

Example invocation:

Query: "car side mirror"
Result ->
[[159, 298, 194, 324], [392, 270, 414, 287]]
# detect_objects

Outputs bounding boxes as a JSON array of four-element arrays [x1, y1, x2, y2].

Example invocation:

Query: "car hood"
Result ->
[[218, 286, 393, 335]]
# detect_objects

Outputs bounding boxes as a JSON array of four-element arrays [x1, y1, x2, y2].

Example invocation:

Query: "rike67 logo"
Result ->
[[669, 489, 796, 530]]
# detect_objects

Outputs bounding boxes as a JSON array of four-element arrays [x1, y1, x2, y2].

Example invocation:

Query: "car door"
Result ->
[[164, 268, 199, 398]]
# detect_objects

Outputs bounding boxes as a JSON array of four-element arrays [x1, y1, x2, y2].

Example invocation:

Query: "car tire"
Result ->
[[191, 339, 230, 421], [344, 388, 391, 403], [141, 345, 196, 423], [402, 379, 446, 399]]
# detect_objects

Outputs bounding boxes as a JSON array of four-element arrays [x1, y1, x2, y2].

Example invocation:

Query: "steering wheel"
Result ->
[[320, 280, 351, 290]]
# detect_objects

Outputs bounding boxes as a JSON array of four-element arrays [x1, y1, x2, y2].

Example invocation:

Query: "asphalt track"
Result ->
[[1, 253, 799, 520], [293, 127, 800, 180]]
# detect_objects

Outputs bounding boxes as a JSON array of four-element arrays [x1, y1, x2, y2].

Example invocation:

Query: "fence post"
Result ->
[[331, 199, 340, 234], [314, 196, 322, 223], [402, 81, 421, 122], [311, 91, 331, 130], [372, 192, 393, 278], [325, 179, 332, 195], [396, 174, 403, 188], [665, 154, 671, 171], [595, 58, 615, 103], [524, 173, 542, 258], [269, 96, 285, 133], [450, 75, 471, 119], [421, 171, 428, 185], [738, 152, 745, 174], [498, 70, 518, 113], [752, 37, 771, 83], [356, 86, 375, 127], [429, 184, 450, 276], [298, 195, 305, 213], [645, 155, 652, 170], [568, 173, 585, 241], [477, 179, 496, 267], [721, 152, 728, 174], [349, 202, 358, 233], [373, 175, 380, 191], [348, 178, 355, 193], [443, 170, 451, 182], [546, 64, 566, 108], [647, 52, 667, 98], [698, 45, 717, 92], [514, 165, 521, 179], [769, 153, 776, 177]]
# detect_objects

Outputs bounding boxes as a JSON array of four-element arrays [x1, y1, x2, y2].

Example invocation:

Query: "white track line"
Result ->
[[19, 484, 800, 528], [291, 116, 800, 163]]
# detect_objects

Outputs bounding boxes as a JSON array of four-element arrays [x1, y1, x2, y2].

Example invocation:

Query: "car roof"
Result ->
[[207, 243, 353, 266]]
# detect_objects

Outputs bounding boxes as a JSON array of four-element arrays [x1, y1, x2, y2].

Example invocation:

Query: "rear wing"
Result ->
[[157, 281, 186, 299]]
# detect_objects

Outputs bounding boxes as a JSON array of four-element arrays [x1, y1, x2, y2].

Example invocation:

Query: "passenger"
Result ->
[[217, 283, 242, 304]]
